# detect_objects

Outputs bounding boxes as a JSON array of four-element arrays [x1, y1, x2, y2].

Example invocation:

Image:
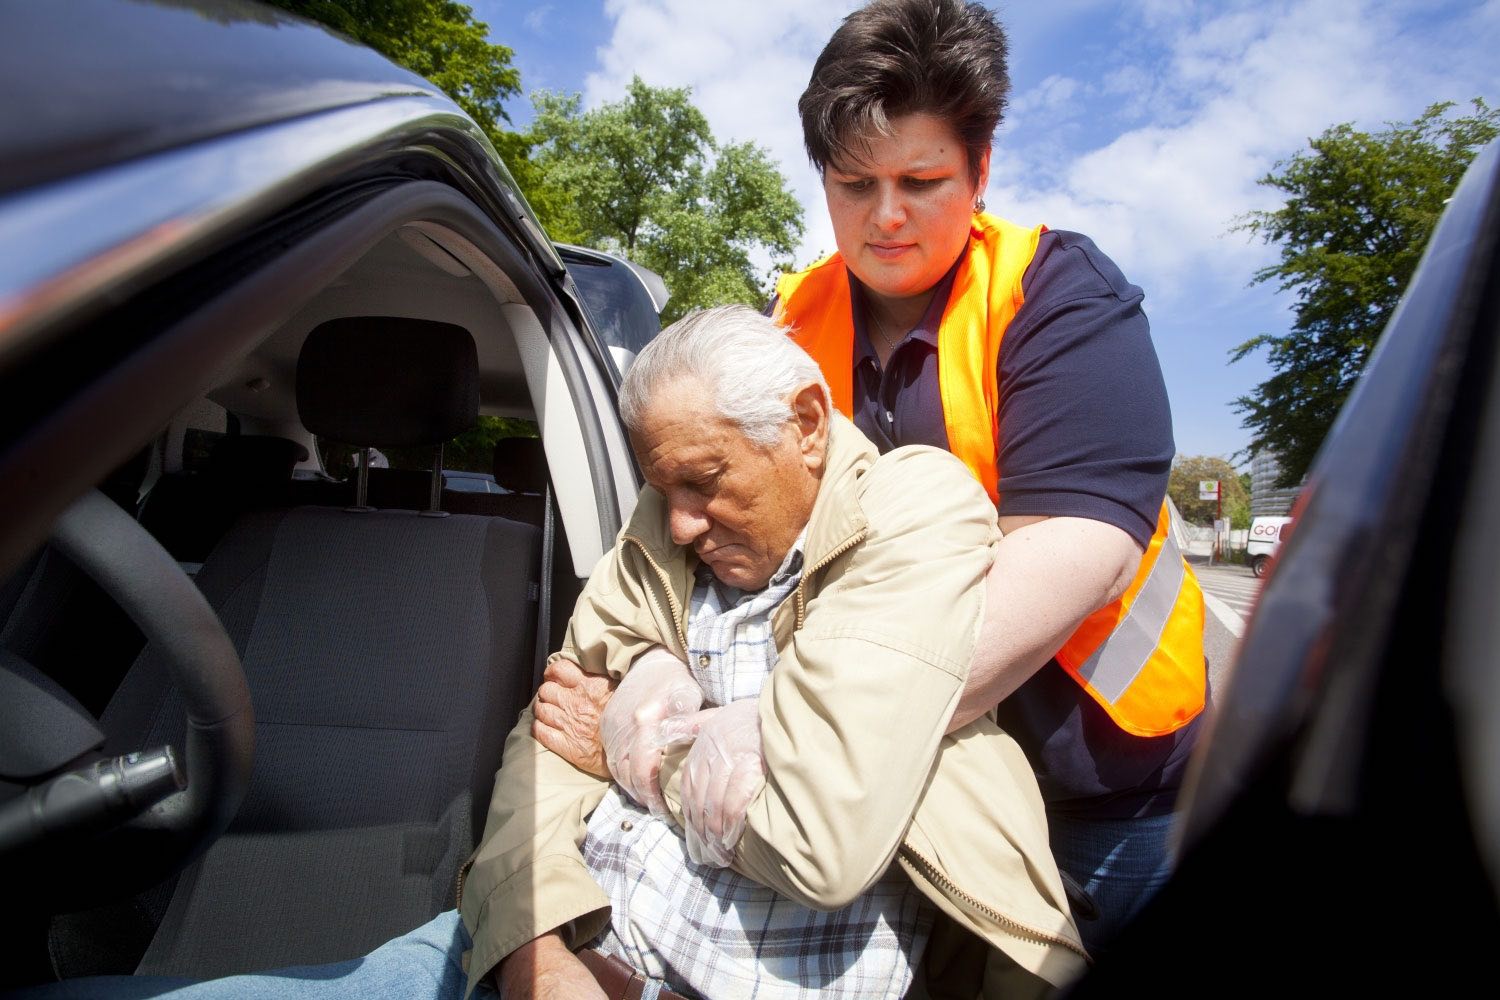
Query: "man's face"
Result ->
[[630, 377, 826, 591]]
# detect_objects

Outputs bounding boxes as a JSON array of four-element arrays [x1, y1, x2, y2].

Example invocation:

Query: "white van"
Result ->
[[1247, 515, 1293, 578]]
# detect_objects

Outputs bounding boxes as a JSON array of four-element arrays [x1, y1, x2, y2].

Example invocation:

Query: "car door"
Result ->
[[1065, 140, 1500, 992]]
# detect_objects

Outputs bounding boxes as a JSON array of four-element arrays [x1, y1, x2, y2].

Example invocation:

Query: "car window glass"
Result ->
[[170, 398, 229, 474], [563, 251, 662, 356], [316, 417, 539, 479]]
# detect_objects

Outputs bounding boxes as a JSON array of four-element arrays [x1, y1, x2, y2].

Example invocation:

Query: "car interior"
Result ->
[[0, 208, 639, 985]]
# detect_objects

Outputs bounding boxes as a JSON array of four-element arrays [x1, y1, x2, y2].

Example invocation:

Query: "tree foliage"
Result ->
[[258, 9, 804, 321], [527, 78, 804, 323], [1169, 455, 1250, 529], [1232, 99, 1500, 485]]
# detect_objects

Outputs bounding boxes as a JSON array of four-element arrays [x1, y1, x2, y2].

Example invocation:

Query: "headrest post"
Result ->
[[420, 443, 449, 518], [345, 448, 374, 513]]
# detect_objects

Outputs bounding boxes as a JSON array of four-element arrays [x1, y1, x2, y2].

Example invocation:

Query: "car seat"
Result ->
[[50, 317, 542, 978]]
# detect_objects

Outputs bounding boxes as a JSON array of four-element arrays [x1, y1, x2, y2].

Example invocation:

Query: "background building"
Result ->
[[1250, 450, 1302, 516]]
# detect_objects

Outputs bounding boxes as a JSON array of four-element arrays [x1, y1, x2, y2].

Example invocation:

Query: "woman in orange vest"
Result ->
[[773, 0, 1209, 955]]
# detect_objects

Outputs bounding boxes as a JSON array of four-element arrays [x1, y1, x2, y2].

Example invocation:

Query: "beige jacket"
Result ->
[[459, 415, 1089, 998]]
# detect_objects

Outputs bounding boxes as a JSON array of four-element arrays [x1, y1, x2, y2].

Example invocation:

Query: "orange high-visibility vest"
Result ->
[[773, 213, 1205, 737]]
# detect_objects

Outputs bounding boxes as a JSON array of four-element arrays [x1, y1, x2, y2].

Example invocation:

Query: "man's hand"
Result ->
[[600, 646, 704, 814], [498, 932, 607, 1000], [533, 657, 616, 778], [669, 698, 765, 868]]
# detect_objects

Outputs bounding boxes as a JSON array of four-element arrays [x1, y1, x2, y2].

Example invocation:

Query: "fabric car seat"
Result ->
[[62, 317, 542, 979]]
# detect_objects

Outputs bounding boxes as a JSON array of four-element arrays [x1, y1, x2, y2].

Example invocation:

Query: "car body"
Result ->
[[1072, 137, 1500, 992], [1245, 514, 1292, 578], [0, 0, 658, 985], [3, 0, 1498, 994], [441, 471, 507, 495]]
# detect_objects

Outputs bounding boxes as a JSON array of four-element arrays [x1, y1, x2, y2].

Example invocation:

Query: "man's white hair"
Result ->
[[619, 305, 830, 447]]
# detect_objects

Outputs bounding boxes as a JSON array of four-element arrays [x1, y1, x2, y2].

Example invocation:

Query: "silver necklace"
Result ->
[[870, 308, 902, 354]]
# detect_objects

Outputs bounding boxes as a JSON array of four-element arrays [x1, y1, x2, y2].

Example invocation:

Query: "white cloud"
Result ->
[[586, 0, 859, 268], [524, 5, 553, 34], [588, 0, 1500, 295], [990, 0, 1500, 305]]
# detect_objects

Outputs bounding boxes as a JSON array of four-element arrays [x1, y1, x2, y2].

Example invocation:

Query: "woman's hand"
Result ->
[[668, 698, 766, 868], [600, 646, 705, 814]]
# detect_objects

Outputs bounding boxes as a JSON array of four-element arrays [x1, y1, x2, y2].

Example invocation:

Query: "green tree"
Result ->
[[1169, 455, 1249, 528], [1232, 99, 1500, 485], [259, 1, 586, 240], [527, 78, 804, 322]]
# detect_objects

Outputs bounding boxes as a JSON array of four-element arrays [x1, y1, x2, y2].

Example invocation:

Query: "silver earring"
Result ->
[[975, 197, 986, 213]]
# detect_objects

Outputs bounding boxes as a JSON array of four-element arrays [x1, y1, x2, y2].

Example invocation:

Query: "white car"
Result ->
[[1246, 515, 1292, 578]]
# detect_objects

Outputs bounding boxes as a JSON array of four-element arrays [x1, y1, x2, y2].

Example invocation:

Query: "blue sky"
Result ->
[[468, 0, 1500, 463]]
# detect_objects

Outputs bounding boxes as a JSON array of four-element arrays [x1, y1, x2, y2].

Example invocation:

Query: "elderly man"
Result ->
[[463, 305, 1084, 1000], [29, 306, 1083, 1000]]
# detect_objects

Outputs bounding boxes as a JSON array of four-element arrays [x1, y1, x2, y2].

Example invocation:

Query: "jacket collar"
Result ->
[[623, 412, 876, 582]]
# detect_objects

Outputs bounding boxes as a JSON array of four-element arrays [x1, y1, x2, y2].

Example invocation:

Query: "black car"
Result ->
[[0, 0, 660, 986], [3, 0, 1498, 994], [1070, 137, 1500, 991]]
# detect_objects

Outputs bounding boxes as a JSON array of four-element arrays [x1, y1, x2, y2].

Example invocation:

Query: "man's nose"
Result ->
[[668, 503, 711, 546]]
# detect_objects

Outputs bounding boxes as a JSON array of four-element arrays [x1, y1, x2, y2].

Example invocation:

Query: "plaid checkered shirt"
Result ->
[[581, 536, 934, 999]]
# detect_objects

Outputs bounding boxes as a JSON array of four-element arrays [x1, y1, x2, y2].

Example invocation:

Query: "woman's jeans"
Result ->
[[1048, 810, 1177, 956]]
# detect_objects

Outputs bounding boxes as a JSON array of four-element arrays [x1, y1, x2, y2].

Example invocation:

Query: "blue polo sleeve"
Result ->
[[995, 231, 1173, 549]]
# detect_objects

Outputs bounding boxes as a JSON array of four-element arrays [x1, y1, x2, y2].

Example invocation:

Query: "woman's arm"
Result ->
[[947, 513, 1142, 733]]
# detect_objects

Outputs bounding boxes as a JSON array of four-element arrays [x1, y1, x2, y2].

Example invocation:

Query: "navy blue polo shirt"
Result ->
[[779, 230, 1206, 819]]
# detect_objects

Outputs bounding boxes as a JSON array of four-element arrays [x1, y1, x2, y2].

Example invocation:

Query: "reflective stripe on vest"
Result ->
[[774, 213, 1206, 737]]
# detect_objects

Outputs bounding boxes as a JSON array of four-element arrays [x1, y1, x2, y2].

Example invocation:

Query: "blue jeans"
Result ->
[[16, 911, 487, 999], [1048, 810, 1176, 957]]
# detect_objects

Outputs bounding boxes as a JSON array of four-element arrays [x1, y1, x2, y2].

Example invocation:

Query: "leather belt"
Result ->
[[576, 947, 690, 1000]]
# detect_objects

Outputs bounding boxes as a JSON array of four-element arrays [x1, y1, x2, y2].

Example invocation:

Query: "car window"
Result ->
[[560, 247, 663, 356]]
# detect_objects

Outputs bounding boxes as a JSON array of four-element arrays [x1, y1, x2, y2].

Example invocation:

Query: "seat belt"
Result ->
[[531, 482, 555, 692]]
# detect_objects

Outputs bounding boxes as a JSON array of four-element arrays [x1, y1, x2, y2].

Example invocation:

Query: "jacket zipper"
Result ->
[[455, 858, 470, 909], [899, 844, 1090, 959], [623, 535, 689, 650], [793, 529, 866, 629]]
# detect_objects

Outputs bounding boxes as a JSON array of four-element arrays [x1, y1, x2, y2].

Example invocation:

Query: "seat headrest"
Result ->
[[296, 317, 478, 448], [492, 436, 547, 494]]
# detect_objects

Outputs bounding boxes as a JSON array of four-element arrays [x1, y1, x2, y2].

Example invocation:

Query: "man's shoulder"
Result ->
[[857, 445, 996, 533]]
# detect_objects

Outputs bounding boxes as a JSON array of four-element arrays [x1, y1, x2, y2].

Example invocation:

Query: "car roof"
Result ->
[[0, 1, 442, 198]]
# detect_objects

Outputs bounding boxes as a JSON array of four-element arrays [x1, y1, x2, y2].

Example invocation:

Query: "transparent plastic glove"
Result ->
[[667, 698, 765, 868], [599, 646, 704, 815]]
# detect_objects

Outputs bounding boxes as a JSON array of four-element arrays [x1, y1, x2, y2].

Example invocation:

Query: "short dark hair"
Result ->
[[799, 0, 1009, 179]]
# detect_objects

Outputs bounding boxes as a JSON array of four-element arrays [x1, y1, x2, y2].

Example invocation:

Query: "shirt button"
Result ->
[[698, 654, 710, 668], [620, 819, 634, 832], [885, 409, 894, 423]]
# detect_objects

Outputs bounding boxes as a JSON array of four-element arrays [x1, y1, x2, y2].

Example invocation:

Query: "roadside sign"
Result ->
[[1214, 519, 1228, 532], [1199, 480, 1220, 500]]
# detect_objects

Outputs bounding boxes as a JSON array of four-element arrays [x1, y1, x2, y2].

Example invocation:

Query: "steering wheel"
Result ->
[[0, 489, 253, 910]]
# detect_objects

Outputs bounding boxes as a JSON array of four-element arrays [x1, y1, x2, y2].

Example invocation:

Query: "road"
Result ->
[[1189, 558, 1265, 697]]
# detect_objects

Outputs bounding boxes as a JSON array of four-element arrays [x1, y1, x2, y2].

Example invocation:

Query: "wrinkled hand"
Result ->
[[668, 698, 765, 868], [498, 931, 607, 1000], [532, 657, 616, 778], [600, 646, 704, 814]]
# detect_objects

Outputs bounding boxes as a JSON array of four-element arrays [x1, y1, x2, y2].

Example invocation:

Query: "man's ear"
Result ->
[[791, 381, 830, 472]]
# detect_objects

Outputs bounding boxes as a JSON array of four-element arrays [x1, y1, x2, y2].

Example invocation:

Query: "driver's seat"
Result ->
[[51, 318, 542, 979]]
